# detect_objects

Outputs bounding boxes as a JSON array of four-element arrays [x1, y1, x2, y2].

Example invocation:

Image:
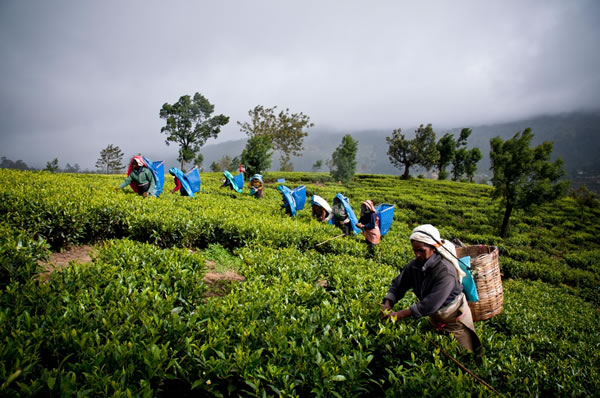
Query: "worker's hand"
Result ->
[[380, 300, 392, 319], [356, 223, 364, 229], [143, 192, 150, 198], [113, 187, 120, 192], [383, 309, 411, 321]]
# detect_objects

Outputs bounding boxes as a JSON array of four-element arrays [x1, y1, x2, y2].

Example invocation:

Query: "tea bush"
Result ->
[[1, 169, 599, 396]]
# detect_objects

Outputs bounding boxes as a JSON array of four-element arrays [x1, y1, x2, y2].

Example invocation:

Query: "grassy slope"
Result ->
[[0, 169, 599, 396]]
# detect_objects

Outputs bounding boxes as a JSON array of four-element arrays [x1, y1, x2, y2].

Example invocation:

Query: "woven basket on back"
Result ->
[[455, 245, 503, 322]]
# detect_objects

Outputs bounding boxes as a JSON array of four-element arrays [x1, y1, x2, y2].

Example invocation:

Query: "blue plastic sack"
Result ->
[[223, 171, 243, 193], [458, 256, 479, 302], [291, 185, 306, 210], [169, 167, 195, 197], [375, 204, 394, 236], [185, 167, 201, 193], [142, 156, 164, 197], [234, 172, 244, 190], [278, 185, 297, 216], [334, 193, 361, 235]]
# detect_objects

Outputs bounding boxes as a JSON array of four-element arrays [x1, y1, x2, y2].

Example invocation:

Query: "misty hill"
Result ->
[[195, 111, 600, 182]]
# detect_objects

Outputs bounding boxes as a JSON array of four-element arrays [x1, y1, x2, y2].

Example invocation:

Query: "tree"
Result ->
[[44, 158, 59, 173], [490, 128, 568, 237], [451, 128, 473, 181], [210, 155, 239, 172], [435, 133, 456, 180], [330, 134, 358, 184], [64, 163, 80, 173], [195, 153, 204, 168], [386, 124, 439, 179], [96, 144, 124, 174], [160, 92, 229, 170], [1, 157, 29, 170], [464, 148, 482, 182], [238, 105, 313, 171], [241, 135, 273, 177], [312, 160, 323, 172]]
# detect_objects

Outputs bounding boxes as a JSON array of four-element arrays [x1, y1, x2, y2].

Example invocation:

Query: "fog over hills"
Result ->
[[194, 111, 600, 182]]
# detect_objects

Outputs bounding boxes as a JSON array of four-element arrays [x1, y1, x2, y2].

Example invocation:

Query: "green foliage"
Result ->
[[330, 134, 358, 184], [386, 124, 439, 179], [160, 92, 229, 170], [44, 158, 59, 173], [238, 105, 313, 171], [435, 133, 456, 178], [241, 135, 273, 177], [490, 128, 569, 237], [95, 144, 124, 174], [312, 159, 323, 172], [0, 169, 599, 396]]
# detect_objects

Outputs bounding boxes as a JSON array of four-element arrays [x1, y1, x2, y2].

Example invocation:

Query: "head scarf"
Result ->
[[409, 224, 466, 279], [132, 156, 144, 167], [361, 200, 376, 214]]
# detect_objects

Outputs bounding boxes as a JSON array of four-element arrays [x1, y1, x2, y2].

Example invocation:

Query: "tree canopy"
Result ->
[[386, 124, 439, 179], [44, 158, 59, 173], [490, 128, 568, 237], [330, 134, 358, 184], [241, 135, 273, 177], [160, 92, 229, 170], [96, 144, 124, 174], [238, 105, 313, 171]]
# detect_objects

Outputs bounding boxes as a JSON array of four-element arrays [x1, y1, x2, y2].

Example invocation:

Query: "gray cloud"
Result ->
[[1, 0, 599, 169]]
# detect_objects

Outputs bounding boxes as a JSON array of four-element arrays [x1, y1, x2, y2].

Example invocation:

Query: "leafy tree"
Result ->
[[210, 155, 239, 172], [194, 153, 204, 170], [241, 135, 273, 177], [312, 160, 323, 172], [451, 128, 475, 181], [160, 92, 229, 170], [490, 128, 568, 237], [330, 134, 358, 184], [386, 124, 439, 179], [230, 156, 241, 172], [570, 185, 599, 220], [44, 158, 59, 173], [464, 147, 482, 182], [238, 105, 313, 171], [96, 144, 124, 174], [435, 133, 456, 180], [64, 163, 80, 173], [0, 157, 30, 170]]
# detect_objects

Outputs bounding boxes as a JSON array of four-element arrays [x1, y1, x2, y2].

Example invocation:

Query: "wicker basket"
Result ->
[[455, 245, 503, 321]]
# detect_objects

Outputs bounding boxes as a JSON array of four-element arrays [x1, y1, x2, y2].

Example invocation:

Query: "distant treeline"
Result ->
[[0, 156, 98, 174]]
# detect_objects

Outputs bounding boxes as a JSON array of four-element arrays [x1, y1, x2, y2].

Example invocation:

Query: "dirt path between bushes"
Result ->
[[39, 245, 245, 294]]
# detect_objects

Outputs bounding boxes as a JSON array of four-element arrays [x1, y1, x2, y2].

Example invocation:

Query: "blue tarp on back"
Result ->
[[335, 193, 361, 234], [143, 156, 164, 197], [223, 171, 243, 193], [278, 185, 297, 216], [291, 185, 306, 210], [169, 167, 195, 197], [375, 204, 395, 236], [234, 172, 244, 190], [185, 167, 201, 193]]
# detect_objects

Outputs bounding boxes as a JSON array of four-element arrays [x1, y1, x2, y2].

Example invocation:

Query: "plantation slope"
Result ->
[[1, 169, 599, 396]]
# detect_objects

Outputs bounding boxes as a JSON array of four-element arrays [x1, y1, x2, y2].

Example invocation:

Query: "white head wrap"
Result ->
[[409, 224, 466, 279], [134, 158, 144, 167]]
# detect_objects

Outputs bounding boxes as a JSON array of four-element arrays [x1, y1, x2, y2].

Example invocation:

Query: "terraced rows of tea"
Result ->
[[1, 169, 598, 396]]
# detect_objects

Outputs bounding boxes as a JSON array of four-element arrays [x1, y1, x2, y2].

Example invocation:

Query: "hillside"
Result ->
[[1, 169, 599, 396], [196, 111, 600, 190]]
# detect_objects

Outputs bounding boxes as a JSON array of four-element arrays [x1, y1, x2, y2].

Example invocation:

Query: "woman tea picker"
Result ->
[[116, 156, 155, 197], [381, 224, 482, 357]]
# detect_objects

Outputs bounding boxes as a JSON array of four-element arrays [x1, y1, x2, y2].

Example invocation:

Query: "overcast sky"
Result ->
[[1, 0, 599, 169]]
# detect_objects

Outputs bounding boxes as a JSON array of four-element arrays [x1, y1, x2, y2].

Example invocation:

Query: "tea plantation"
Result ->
[[1, 169, 599, 396]]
